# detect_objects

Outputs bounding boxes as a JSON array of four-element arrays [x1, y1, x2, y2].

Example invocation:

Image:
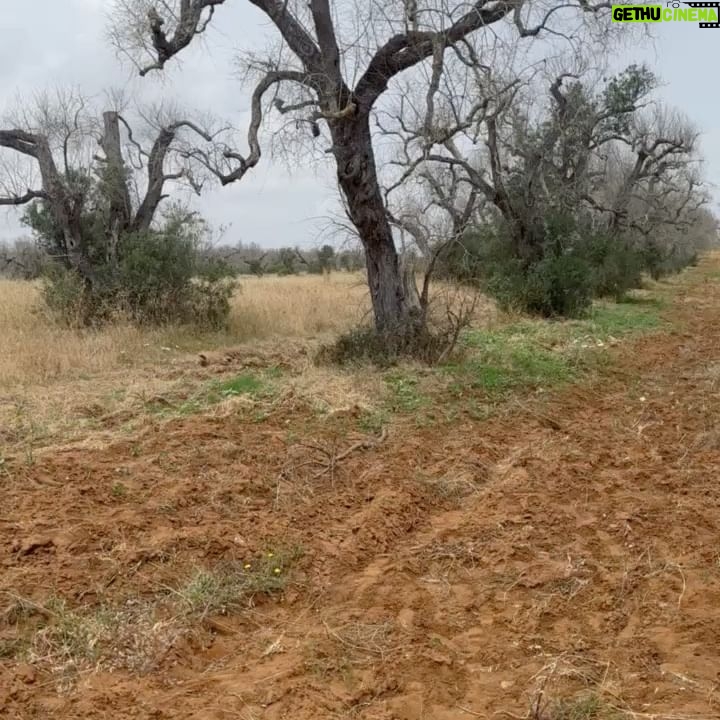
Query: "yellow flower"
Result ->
[[267, 552, 274, 558], [273, 568, 281, 574], [244, 564, 251, 570]]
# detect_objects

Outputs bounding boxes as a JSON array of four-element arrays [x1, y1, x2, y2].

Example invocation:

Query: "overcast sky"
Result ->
[[0, 1, 718, 248]]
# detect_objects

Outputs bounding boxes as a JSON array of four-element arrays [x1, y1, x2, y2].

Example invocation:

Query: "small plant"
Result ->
[[384, 373, 428, 412], [357, 408, 389, 434], [533, 693, 623, 720], [111, 482, 127, 498], [33, 202, 236, 329], [177, 547, 301, 618], [19, 596, 183, 679], [317, 320, 463, 367]]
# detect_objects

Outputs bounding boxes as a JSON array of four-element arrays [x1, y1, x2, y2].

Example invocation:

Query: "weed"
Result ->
[[145, 371, 273, 420], [176, 547, 302, 617], [0, 637, 26, 658], [535, 693, 623, 720], [20, 597, 183, 680], [357, 408, 389, 434], [111, 482, 127, 498], [36, 598, 107, 664], [417, 470, 481, 502], [211, 373, 264, 399], [384, 373, 428, 412]]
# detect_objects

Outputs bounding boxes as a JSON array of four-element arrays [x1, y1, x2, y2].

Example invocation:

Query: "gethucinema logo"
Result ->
[[612, 2, 720, 27]]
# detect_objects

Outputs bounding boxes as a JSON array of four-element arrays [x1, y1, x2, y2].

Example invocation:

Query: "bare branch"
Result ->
[[0, 188, 48, 206], [141, 0, 226, 76]]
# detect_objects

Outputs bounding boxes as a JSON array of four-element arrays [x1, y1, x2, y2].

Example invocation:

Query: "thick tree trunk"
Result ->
[[101, 112, 132, 267], [131, 126, 177, 234], [331, 113, 421, 336]]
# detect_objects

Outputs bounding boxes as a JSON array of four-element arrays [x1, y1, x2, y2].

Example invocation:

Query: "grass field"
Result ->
[[1, 261, 719, 719], [0, 273, 370, 388]]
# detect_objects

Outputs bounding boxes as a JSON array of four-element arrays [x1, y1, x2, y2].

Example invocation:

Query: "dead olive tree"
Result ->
[[0, 90, 239, 325], [0, 90, 221, 286], [111, 0, 615, 347], [379, 49, 711, 313]]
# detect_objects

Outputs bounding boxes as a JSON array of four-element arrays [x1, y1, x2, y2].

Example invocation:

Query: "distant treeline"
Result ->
[[0, 238, 367, 280]]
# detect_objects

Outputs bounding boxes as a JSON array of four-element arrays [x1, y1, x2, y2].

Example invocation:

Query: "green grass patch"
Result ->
[[384, 372, 429, 413], [354, 295, 666, 427], [582, 297, 664, 337], [452, 326, 576, 394], [448, 295, 666, 399], [146, 369, 280, 418], [357, 408, 390, 433], [209, 373, 264, 400]]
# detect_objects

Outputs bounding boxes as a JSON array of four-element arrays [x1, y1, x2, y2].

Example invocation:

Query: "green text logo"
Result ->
[[612, 2, 720, 26]]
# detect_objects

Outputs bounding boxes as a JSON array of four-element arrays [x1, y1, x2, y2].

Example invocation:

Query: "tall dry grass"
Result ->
[[0, 274, 370, 390], [0, 270, 492, 392], [228, 273, 369, 340]]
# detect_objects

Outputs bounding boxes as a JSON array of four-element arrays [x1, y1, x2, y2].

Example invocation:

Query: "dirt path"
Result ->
[[2, 260, 720, 719]]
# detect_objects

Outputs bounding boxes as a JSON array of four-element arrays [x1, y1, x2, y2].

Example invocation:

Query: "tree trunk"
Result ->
[[101, 112, 132, 267], [331, 113, 421, 336]]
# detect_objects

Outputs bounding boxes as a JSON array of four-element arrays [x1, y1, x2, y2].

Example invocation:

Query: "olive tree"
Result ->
[[0, 89, 224, 286], [110, 0, 616, 347]]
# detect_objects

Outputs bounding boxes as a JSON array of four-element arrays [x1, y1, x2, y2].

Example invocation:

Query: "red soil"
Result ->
[[2, 263, 720, 719]]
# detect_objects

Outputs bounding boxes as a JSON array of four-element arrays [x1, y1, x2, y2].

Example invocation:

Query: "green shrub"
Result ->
[[582, 233, 644, 301], [41, 265, 98, 327], [40, 216, 235, 329], [520, 251, 594, 317], [437, 214, 665, 317], [436, 226, 499, 283], [449, 213, 594, 318]]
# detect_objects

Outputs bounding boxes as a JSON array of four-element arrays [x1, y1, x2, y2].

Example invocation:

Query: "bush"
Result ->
[[318, 302, 471, 367], [582, 232, 644, 301], [40, 214, 236, 329], [438, 214, 665, 317], [484, 248, 594, 318], [41, 265, 97, 327], [442, 214, 594, 318], [436, 226, 498, 283], [318, 324, 455, 366]]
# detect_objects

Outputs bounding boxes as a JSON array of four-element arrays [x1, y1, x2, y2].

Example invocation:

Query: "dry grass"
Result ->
[[229, 273, 369, 339], [0, 272, 493, 458], [0, 274, 370, 390], [0, 273, 492, 390]]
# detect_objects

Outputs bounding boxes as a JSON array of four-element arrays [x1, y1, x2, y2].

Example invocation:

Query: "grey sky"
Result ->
[[0, 1, 718, 248]]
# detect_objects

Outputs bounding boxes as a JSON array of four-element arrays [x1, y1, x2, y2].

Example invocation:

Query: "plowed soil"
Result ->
[[2, 260, 720, 719]]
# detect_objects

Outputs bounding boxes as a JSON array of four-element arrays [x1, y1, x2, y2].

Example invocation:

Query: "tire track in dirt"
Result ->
[[2, 262, 720, 718]]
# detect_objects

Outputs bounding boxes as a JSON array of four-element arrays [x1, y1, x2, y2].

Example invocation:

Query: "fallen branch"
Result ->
[[307, 427, 389, 482]]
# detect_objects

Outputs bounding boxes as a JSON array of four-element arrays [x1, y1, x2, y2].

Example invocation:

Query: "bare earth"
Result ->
[[2, 262, 720, 718]]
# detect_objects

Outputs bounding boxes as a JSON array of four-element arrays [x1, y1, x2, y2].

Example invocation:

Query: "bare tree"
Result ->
[[384, 52, 706, 259], [0, 90, 222, 284], [110, 0, 616, 343]]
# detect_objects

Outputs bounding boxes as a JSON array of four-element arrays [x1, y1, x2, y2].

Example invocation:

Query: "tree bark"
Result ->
[[330, 112, 420, 336], [101, 112, 132, 266]]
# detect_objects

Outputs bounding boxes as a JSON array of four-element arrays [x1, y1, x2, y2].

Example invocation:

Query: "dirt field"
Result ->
[[1, 259, 720, 719]]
